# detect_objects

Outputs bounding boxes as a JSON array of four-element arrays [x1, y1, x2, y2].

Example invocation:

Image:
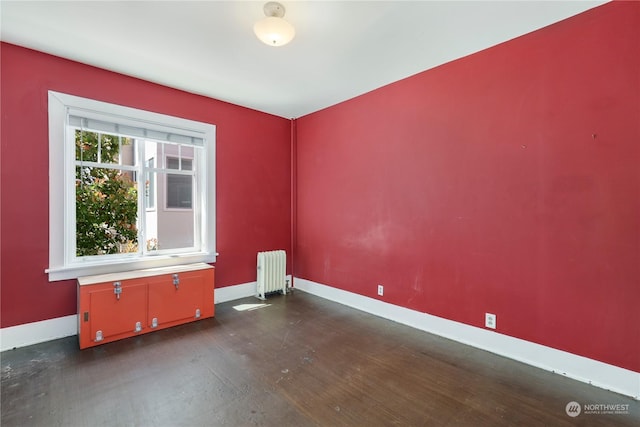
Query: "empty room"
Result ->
[[1, 1, 638, 426]]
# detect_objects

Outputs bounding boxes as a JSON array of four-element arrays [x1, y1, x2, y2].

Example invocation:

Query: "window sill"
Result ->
[[46, 252, 217, 282]]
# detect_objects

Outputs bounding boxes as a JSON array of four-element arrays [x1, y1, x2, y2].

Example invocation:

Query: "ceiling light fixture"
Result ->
[[253, 2, 295, 47]]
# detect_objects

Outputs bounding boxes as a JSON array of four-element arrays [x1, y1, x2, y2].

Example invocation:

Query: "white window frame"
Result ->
[[47, 91, 216, 281]]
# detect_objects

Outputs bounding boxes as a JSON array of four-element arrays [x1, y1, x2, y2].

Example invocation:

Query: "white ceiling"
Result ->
[[1, 1, 607, 118]]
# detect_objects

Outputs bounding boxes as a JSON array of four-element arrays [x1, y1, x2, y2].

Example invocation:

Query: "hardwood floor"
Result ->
[[2, 291, 638, 426]]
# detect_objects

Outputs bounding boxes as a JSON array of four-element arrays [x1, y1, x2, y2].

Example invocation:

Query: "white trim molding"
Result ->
[[214, 275, 292, 303], [0, 315, 78, 352], [214, 282, 257, 304], [294, 278, 640, 400], [47, 91, 217, 282], [4, 278, 635, 400]]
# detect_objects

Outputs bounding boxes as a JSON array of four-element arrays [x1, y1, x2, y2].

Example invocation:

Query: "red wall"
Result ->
[[0, 43, 291, 328], [295, 2, 639, 372]]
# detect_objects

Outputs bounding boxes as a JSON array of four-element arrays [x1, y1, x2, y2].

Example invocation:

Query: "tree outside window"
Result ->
[[75, 130, 138, 256]]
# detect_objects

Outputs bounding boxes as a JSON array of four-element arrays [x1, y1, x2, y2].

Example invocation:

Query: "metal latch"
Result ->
[[95, 330, 103, 342], [195, 308, 201, 319], [113, 281, 122, 300], [173, 274, 179, 289], [135, 321, 142, 333], [151, 318, 158, 328]]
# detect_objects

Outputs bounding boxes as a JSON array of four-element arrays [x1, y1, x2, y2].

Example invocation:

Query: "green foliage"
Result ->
[[75, 131, 138, 256]]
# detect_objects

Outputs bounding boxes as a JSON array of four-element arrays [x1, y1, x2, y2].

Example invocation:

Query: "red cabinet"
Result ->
[[87, 279, 148, 345], [78, 263, 214, 349], [147, 269, 211, 330]]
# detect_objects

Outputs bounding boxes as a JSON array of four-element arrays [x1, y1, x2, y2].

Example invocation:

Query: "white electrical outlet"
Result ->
[[485, 313, 496, 329], [377, 285, 384, 296]]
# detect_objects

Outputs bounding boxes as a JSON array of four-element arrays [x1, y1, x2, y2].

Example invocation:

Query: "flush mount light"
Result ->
[[253, 1, 295, 47]]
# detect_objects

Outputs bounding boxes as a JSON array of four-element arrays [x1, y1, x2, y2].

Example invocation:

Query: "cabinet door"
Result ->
[[88, 280, 148, 344], [147, 271, 206, 329]]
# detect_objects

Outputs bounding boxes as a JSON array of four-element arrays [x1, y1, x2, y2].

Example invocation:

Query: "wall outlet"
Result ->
[[485, 313, 496, 329], [377, 284, 384, 296]]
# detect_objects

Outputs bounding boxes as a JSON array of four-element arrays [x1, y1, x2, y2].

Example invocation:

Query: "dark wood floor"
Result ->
[[2, 291, 638, 426]]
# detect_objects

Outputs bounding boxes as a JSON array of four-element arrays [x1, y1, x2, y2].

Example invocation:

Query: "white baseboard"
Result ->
[[0, 315, 78, 352], [294, 278, 640, 400], [6, 279, 635, 400], [214, 281, 257, 304], [215, 275, 292, 303]]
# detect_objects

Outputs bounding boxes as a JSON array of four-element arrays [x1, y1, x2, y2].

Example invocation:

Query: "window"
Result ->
[[74, 129, 138, 256], [47, 91, 216, 281]]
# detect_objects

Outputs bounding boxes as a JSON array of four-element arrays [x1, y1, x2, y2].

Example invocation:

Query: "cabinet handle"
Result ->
[[173, 274, 179, 289], [113, 281, 122, 300]]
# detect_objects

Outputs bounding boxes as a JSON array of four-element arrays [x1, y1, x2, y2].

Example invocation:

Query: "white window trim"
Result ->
[[47, 91, 216, 281]]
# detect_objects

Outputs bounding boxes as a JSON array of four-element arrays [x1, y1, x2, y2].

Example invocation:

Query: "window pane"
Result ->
[[167, 157, 180, 170], [74, 130, 135, 166], [99, 133, 123, 165], [181, 146, 194, 169], [166, 155, 192, 171], [116, 136, 136, 167], [75, 130, 98, 162], [75, 166, 138, 256], [156, 203, 195, 250], [151, 171, 195, 250]]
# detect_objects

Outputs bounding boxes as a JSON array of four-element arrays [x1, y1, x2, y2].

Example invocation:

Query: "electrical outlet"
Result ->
[[485, 313, 496, 329], [377, 284, 384, 296]]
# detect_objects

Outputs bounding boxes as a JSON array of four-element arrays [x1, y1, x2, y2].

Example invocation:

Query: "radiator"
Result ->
[[256, 250, 287, 300]]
